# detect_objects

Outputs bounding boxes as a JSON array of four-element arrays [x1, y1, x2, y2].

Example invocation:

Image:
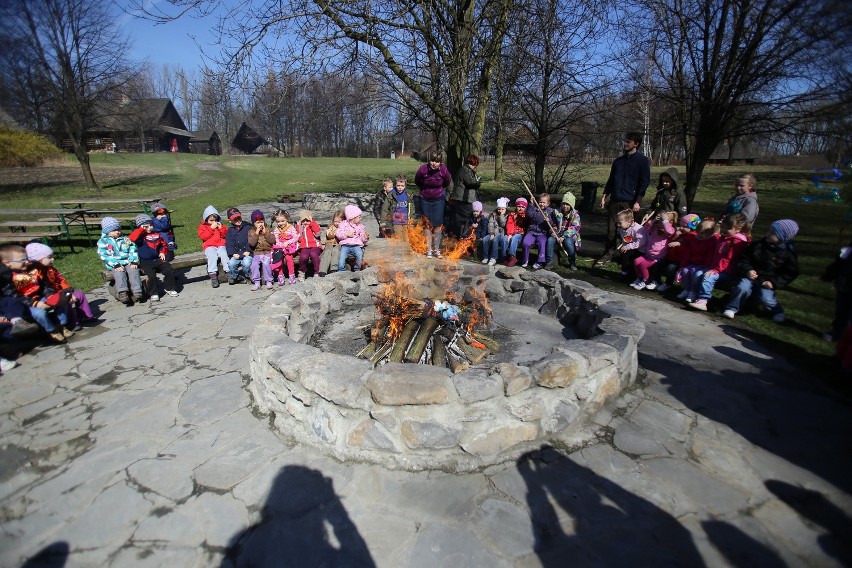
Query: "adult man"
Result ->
[[600, 133, 651, 251]]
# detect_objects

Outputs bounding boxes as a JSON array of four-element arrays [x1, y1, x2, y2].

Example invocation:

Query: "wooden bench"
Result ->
[[0, 231, 65, 245], [0, 209, 87, 252], [99, 251, 228, 299]]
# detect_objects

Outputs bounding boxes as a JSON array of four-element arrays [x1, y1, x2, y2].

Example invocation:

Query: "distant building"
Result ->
[[231, 122, 280, 155], [708, 140, 755, 165], [189, 131, 222, 156], [59, 98, 192, 153]]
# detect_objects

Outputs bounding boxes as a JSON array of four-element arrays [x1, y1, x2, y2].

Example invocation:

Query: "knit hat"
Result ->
[[562, 192, 576, 209], [226, 207, 242, 222], [101, 216, 121, 233], [472, 201, 483, 212], [250, 209, 265, 223], [150, 202, 168, 215], [515, 197, 528, 208], [770, 219, 799, 242], [298, 209, 313, 222], [496, 197, 509, 209], [344, 204, 363, 220], [679, 214, 701, 230], [135, 214, 153, 227], [25, 243, 53, 261]]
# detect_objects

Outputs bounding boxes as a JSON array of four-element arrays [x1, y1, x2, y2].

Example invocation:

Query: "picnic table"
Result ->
[[0, 208, 89, 252], [57, 198, 163, 244]]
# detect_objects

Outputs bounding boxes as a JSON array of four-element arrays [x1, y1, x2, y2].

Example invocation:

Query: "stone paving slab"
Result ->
[[2, 225, 851, 567]]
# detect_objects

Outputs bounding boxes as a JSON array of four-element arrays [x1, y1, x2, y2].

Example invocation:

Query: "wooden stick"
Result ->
[[369, 341, 394, 365], [357, 341, 377, 359], [404, 317, 441, 363], [471, 332, 499, 351], [431, 336, 449, 368], [387, 319, 420, 363]]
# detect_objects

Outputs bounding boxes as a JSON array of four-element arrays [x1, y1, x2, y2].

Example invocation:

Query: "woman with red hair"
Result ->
[[449, 154, 482, 238]]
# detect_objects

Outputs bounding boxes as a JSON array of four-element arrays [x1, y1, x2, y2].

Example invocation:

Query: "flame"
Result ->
[[407, 219, 430, 255], [405, 218, 476, 261], [442, 227, 477, 260], [373, 268, 423, 339], [462, 282, 492, 335]]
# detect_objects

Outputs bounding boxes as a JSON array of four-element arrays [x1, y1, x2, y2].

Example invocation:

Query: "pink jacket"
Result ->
[[336, 220, 369, 246], [272, 224, 299, 255], [639, 220, 675, 261], [708, 232, 751, 273]]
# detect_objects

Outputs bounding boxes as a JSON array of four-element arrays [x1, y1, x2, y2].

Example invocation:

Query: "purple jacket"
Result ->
[[415, 163, 452, 200]]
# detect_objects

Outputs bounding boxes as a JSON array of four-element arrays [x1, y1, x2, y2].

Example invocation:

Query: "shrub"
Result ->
[[0, 127, 63, 168]]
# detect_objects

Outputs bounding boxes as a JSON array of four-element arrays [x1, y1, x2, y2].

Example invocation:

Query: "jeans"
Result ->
[[229, 255, 252, 278], [726, 278, 780, 313], [507, 234, 523, 257], [699, 271, 736, 300], [29, 305, 59, 332], [338, 245, 364, 271], [548, 237, 576, 265], [205, 246, 229, 274], [482, 235, 506, 260]]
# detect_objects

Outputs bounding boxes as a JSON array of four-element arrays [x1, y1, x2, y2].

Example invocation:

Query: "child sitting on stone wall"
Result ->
[[318, 210, 344, 276], [248, 210, 276, 290], [336, 205, 370, 272], [97, 217, 144, 305]]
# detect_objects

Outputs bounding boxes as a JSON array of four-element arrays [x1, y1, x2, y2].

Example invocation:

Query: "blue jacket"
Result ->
[[526, 206, 558, 237], [152, 216, 176, 251], [604, 151, 651, 204], [226, 222, 253, 256], [461, 213, 489, 240]]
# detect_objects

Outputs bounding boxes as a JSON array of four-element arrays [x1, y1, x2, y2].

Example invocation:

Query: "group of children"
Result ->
[[613, 172, 799, 322], [374, 174, 583, 271]]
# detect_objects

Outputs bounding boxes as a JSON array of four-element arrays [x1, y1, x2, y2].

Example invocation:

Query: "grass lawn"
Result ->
[[0, 155, 845, 375]]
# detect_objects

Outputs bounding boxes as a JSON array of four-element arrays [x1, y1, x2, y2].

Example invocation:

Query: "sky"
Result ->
[[116, 1, 225, 72]]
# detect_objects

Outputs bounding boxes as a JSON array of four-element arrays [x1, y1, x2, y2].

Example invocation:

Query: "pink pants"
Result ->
[[633, 256, 658, 281]]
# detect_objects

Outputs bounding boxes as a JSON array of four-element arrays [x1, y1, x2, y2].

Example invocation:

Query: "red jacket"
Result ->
[[198, 222, 228, 249], [12, 265, 69, 300], [707, 232, 751, 273], [296, 220, 322, 249], [506, 212, 528, 236], [678, 232, 717, 267]]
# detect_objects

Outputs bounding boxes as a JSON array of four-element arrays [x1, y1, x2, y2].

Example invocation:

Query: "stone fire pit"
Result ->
[[249, 256, 644, 472]]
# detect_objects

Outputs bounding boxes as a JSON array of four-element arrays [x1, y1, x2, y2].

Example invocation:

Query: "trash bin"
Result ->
[[580, 182, 599, 212]]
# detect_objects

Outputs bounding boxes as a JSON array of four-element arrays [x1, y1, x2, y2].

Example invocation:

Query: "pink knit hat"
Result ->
[[344, 204, 363, 220], [515, 197, 528, 208]]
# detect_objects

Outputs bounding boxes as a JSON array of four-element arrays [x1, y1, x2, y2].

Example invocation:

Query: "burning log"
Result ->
[[387, 319, 420, 363], [431, 337, 448, 368], [457, 336, 490, 364], [471, 332, 499, 352], [404, 317, 441, 364], [369, 341, 394, 365]]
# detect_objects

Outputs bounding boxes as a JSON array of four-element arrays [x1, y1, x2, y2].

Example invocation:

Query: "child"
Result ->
[[652, 213, 700, 292], [271, 209, 299, 285], [723, 219, 799, 321], [373, 178, 394, 237], [336, 205, 370, 272], [318, 210, 344, 276], [642, 168, 687, 224], [504, 198, 529, 266], [616, 209, 645, 277], [822, 240, 852, 341], [483, 197, 509, 266], [630, 211, 676, 290], [198, 205, 230, 288], [689, 213, 751, 311], [248, 210, 275, 290], [0, 245, 40, 342], [721, 174, 759, 225], [24, 243, 94, 332], [97, 217, 144, 305], [295, 210, 322, 280], [674, 218, 717, 301], [521, 193, 559, 269], [551, 192, 582, 270], [150, 202, 176, 261], [380, 175, 413, 243], [0, 244, 65, 343], [461, 201, 489, 260], [129, 214, 178, 300], [225, 208, 253, 285]]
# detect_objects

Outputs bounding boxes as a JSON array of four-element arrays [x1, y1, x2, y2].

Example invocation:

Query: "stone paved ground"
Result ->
[[2, 224, 852, 567]]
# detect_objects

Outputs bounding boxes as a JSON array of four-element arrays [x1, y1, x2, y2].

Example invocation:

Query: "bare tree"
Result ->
[[628, 0, 852, 207], [1, 0, 135, 188]]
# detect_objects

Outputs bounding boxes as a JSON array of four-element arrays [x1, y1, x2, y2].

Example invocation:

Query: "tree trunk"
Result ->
[[74, 146, 98, 190]]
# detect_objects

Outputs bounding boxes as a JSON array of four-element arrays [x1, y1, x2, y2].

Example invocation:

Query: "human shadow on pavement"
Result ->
[[517, 446, 702, 566], [701, 520, 785, 567], [765, 479, 852, 565], [222, 465, 375, 567], [644, 353, 852, 495], [21, 541, 69, 567]]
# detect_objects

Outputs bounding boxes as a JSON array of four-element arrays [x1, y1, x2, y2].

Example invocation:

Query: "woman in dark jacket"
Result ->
[[414, 151, 453, 257], [449, 154, 481, 238]]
